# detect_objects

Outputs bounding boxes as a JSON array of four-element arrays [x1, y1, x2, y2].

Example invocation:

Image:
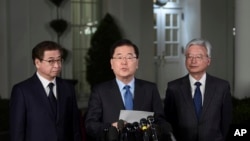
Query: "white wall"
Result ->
[[235, 0, 250, 98]]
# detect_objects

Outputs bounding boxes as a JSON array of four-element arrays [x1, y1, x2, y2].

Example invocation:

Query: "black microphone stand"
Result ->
[[147, 116, 158, 141], [140, 118, 150, 141], [118, 120, 124, 141]]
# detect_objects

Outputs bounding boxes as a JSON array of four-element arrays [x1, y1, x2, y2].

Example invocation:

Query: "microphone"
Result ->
[[101, 127, 109, 141], [123, 123, 135, 141], [147, 115, 155, 125], [118, 119, 125, 141], [140, 118, 150, 141], [132, 122, 143, 141], [118, 119, 124, 132], [107, 126, 119, 141], [140, 118, 148, 131], [147, 116, 159, 141]]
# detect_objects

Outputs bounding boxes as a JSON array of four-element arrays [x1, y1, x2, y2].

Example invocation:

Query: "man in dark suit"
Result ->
[[84, 39, 167, 140], [10, 41, 82, 141], [164, 38, 232, 141]]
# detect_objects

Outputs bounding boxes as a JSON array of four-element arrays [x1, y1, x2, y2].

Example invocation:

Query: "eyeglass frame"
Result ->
[[185, 54, 209, 61], [112, 55, 138, 61], [41, 58, 63, 65]]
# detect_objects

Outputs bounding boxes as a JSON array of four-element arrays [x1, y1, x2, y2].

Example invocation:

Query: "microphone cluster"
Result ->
[[102, 116, 173, 141]]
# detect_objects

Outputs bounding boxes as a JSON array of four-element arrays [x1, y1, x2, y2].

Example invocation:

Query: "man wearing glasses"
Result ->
[[85, 39, 169, 141], [164, 38, 232, 141], [10, 41, 82, 141]]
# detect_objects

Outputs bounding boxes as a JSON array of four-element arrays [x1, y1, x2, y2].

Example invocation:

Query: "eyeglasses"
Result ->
[[112, 55, 137, 61], [42, 59, 63, 65], [186, 54, 207, 61]]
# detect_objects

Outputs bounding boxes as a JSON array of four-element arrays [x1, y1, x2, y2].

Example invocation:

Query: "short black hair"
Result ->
[[110, 39, 139, 58], [32, 41, 63, 64]]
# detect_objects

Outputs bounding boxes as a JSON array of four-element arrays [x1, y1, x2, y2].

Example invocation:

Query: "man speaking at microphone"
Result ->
[[84, 39, 167, 141]]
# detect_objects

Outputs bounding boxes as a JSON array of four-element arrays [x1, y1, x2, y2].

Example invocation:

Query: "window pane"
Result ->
[[165, 44, 171, 56], [154, 28, 157, 41], [165, 14, 170, 26], [71, 3, 81, 24], [154, 13, 157, 26], [173, 14, 178, 27], [173, 29, 178, 41], [81, 3, 93, 24], [173, 44, 178, 56], [71, 0, 100, 97], [165, 29, 171, 41]]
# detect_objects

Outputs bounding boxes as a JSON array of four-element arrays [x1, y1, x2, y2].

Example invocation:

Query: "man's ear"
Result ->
[[35, 58, 41, 68], [207, 58, 211, 66], [110, 59, 113, 69]]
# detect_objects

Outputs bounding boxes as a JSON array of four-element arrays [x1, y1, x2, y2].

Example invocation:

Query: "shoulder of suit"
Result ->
[[56, 77, 76, 87], [92, 79, 115, 89], [168, 75, 188, 85], [12, 74, 37, 88], [206, 74, 229, 84], [134, 78, 156, 86]]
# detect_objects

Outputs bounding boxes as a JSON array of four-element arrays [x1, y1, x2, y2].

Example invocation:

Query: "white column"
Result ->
[[234, 0, 250, 98]]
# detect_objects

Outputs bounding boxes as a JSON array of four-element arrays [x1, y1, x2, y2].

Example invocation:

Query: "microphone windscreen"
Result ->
[[108, 126, 119, 141], [132, 122, 140, 130], [132, 122, 143, 141], [124, 123, 136, 141], [147, 115, 155, 125], [125, 123, 133, 131], [140, 118, 148, 131], [118, 119, 124, 131]]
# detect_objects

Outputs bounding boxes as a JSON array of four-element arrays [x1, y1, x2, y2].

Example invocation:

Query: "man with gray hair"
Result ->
[[164, 38, 232, 141]]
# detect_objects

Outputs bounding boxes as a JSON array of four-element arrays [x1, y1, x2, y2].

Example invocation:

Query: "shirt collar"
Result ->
[[36, 72, 56, 88], [116, 78, 135, 91], [189, 73, 206, 86]]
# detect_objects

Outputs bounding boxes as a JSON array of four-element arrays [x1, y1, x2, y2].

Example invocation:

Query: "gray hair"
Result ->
[[185, 38, 212, 58]]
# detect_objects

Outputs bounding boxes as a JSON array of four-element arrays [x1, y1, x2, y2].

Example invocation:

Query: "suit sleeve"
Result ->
[[84, 86, 110, 140], [221, 82, 233, 137], [164, 83, 177, 131], [10, 85, 26, 141], [151, 84, 166, 121], [71, 86, 82, 141]]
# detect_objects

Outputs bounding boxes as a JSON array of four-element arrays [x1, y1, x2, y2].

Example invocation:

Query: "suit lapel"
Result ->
[[110, 80, 125, 110], [133, 79, 143, 110], [55, 78, 63, 123], [180, 76, 198, 119], [31, 74, 56, 119], [200, 74, 216, 119]]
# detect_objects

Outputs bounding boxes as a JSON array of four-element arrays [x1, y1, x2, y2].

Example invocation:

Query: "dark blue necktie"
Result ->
[[123, 85, 133, 110], [48, 83, 57, 117], [194, 82, 202, 119]]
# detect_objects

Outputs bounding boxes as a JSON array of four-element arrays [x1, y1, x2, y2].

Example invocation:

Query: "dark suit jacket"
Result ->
[[164, 74, 232, 141], [10, 74, 82, 141], [84, 78, 165, 139]]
